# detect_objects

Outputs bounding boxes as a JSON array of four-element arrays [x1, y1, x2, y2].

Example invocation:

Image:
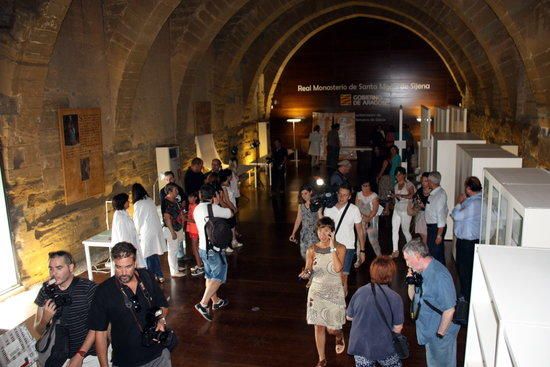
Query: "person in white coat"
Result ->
[[111, 193, 145, 267], [132, 183, 167, 282], [308, 125, 322, 168]]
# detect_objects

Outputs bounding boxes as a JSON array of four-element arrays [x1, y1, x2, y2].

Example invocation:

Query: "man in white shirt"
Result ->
[[322, 184, 365, 295], [193, 184, 233, 322], [424, 171, 448, 265]]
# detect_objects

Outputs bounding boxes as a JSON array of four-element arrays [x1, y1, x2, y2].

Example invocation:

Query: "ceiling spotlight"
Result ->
[[315, 177, 325, 186]]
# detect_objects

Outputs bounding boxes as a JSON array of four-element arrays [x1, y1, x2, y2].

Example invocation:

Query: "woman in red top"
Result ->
[[186, 192, 204, 277]]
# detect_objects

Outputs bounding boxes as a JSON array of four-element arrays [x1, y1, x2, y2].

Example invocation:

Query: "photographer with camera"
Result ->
[[34, 251, 98, 367], [90, 242, 173, 367], [321, 184, 365, 296], [403, 238, 459, 367]]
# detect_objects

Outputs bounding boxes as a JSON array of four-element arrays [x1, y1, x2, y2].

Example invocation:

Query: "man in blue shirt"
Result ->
[[404, 238, 460, 367], [451, 176, 482, 302]]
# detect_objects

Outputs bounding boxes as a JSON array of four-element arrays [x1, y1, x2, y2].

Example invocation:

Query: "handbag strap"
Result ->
[[371, 284, 394, 334], [335, 202, 351, 235]]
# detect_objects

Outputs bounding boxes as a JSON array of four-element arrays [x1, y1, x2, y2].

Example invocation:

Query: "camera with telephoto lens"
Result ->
[[142, 308, 175, 348], [43, 279, 72, 308], [405, 271, 423, 287], [310, 190, 338, 212]]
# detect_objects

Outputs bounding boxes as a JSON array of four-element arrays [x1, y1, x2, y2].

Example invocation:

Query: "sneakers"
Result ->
[[231, 240, 244, 249], [225, 247, 234, 254], [194, 303, 212, 322], [213, 299, 229, 310], [191, 266, 204, 277], [171, 271, 186, 278]]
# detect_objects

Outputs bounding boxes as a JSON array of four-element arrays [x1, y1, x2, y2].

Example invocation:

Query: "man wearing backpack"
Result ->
[[34, 251, 98, 367], [193, 184, 234, 321]]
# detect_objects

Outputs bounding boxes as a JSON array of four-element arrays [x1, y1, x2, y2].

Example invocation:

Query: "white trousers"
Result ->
[[363, 217, 381, 256], [392, 207, 412, 251], [166, 229, 184, 275]]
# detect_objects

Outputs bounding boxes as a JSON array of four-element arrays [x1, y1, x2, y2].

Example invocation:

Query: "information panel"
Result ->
[[58, 108, 105, 204]]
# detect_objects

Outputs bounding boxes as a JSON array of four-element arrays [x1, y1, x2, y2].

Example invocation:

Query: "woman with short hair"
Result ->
[[355, 180, 382, 257], [111, 193, 145, 267], [299, 217, 347, 367], [290, 184, 319, 259], [347, 256, 404, 367], [391, 167, 414, 258]]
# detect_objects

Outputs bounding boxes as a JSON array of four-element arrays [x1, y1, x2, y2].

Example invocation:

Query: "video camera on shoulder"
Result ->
[[43, 279, 72, 308], [309, 178, 338, 212], [142, 308, 176, 349]]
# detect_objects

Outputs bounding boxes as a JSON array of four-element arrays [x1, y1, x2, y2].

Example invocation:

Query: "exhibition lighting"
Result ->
[[286, 118, 302, 168]]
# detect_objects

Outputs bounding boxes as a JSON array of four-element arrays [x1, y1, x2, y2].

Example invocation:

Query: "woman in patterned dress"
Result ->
[[299, 217, 347, 367], [290, 184, 319, 260]]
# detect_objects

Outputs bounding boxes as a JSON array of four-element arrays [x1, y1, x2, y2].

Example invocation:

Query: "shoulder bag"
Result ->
[[371, 284, 409, 359]]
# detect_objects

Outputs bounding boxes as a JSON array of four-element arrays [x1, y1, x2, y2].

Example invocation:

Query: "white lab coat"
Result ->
[[111, 210, 146, 267], [133, 197, 166, 258]]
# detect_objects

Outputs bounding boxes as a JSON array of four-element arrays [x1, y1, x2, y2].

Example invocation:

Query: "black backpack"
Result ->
[[204, 204, 233, 253]]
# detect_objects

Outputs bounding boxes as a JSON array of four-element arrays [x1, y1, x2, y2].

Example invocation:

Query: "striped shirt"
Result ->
[[35, 277, 97, 357]]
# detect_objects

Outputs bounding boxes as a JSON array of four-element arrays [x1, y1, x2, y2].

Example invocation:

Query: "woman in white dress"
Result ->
[[132, 183, 167, 282], [111, 193, 145, 267], [308, 125, 322, 168], [355, 181, 382, 257], [391, 167, 415, 258]]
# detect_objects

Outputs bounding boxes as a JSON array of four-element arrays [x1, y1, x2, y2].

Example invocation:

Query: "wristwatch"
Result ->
[[360, 249, 366, 253], [436, 332, 444, 339]]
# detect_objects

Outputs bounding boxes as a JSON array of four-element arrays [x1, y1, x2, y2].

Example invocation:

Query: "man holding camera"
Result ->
[[403, 238, 460, 367], [322, 183, 365, 296], [90, 242, 172, 367], [34, 251, 98, 367]]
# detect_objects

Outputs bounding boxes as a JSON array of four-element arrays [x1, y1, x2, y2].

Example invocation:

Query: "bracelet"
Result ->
[[360, 249, 366, 253], [76, 350, 86, 358]]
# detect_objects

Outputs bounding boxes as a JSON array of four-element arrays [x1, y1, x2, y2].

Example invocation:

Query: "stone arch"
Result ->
[[483, 0, 549, 125], [200, 0, 504, 127]]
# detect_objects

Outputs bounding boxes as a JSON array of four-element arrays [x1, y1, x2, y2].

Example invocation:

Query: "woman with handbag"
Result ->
[[299, 217, 347, 367], [347, 256, 405, 367], [290, 184, 319, 260]]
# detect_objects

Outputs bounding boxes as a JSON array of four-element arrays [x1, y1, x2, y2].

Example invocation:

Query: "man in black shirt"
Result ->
[[184, 157, 205, 196], [271, 139, 287, 195], [34, 251, 98, 367], [90, 242, 171, 367]]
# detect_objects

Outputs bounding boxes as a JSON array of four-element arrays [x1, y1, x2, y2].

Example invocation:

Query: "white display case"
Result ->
[[432, 133, 485, 239], [465, 245, 550, 366], [480, 168, 550, 246]]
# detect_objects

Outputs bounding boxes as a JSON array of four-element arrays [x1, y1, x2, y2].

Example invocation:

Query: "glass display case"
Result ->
[[481, 168, 550, 247]]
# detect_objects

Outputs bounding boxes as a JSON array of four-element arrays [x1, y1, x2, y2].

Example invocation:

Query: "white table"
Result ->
[[83, 230, 113, 281], [248, 162, 272, 188]]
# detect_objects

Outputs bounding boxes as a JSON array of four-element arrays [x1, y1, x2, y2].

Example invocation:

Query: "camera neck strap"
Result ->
[[53, 276, 79, 323], [334, 202, 351, 236], [115, 271, 154, 333]]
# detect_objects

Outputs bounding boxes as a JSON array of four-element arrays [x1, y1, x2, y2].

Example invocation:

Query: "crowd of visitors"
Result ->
[[35, 126, 483, 367]]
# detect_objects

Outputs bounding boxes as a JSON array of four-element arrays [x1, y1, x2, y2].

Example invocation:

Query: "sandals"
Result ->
[[335, 334, 346, 354], [315, 360, 327, 367]]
